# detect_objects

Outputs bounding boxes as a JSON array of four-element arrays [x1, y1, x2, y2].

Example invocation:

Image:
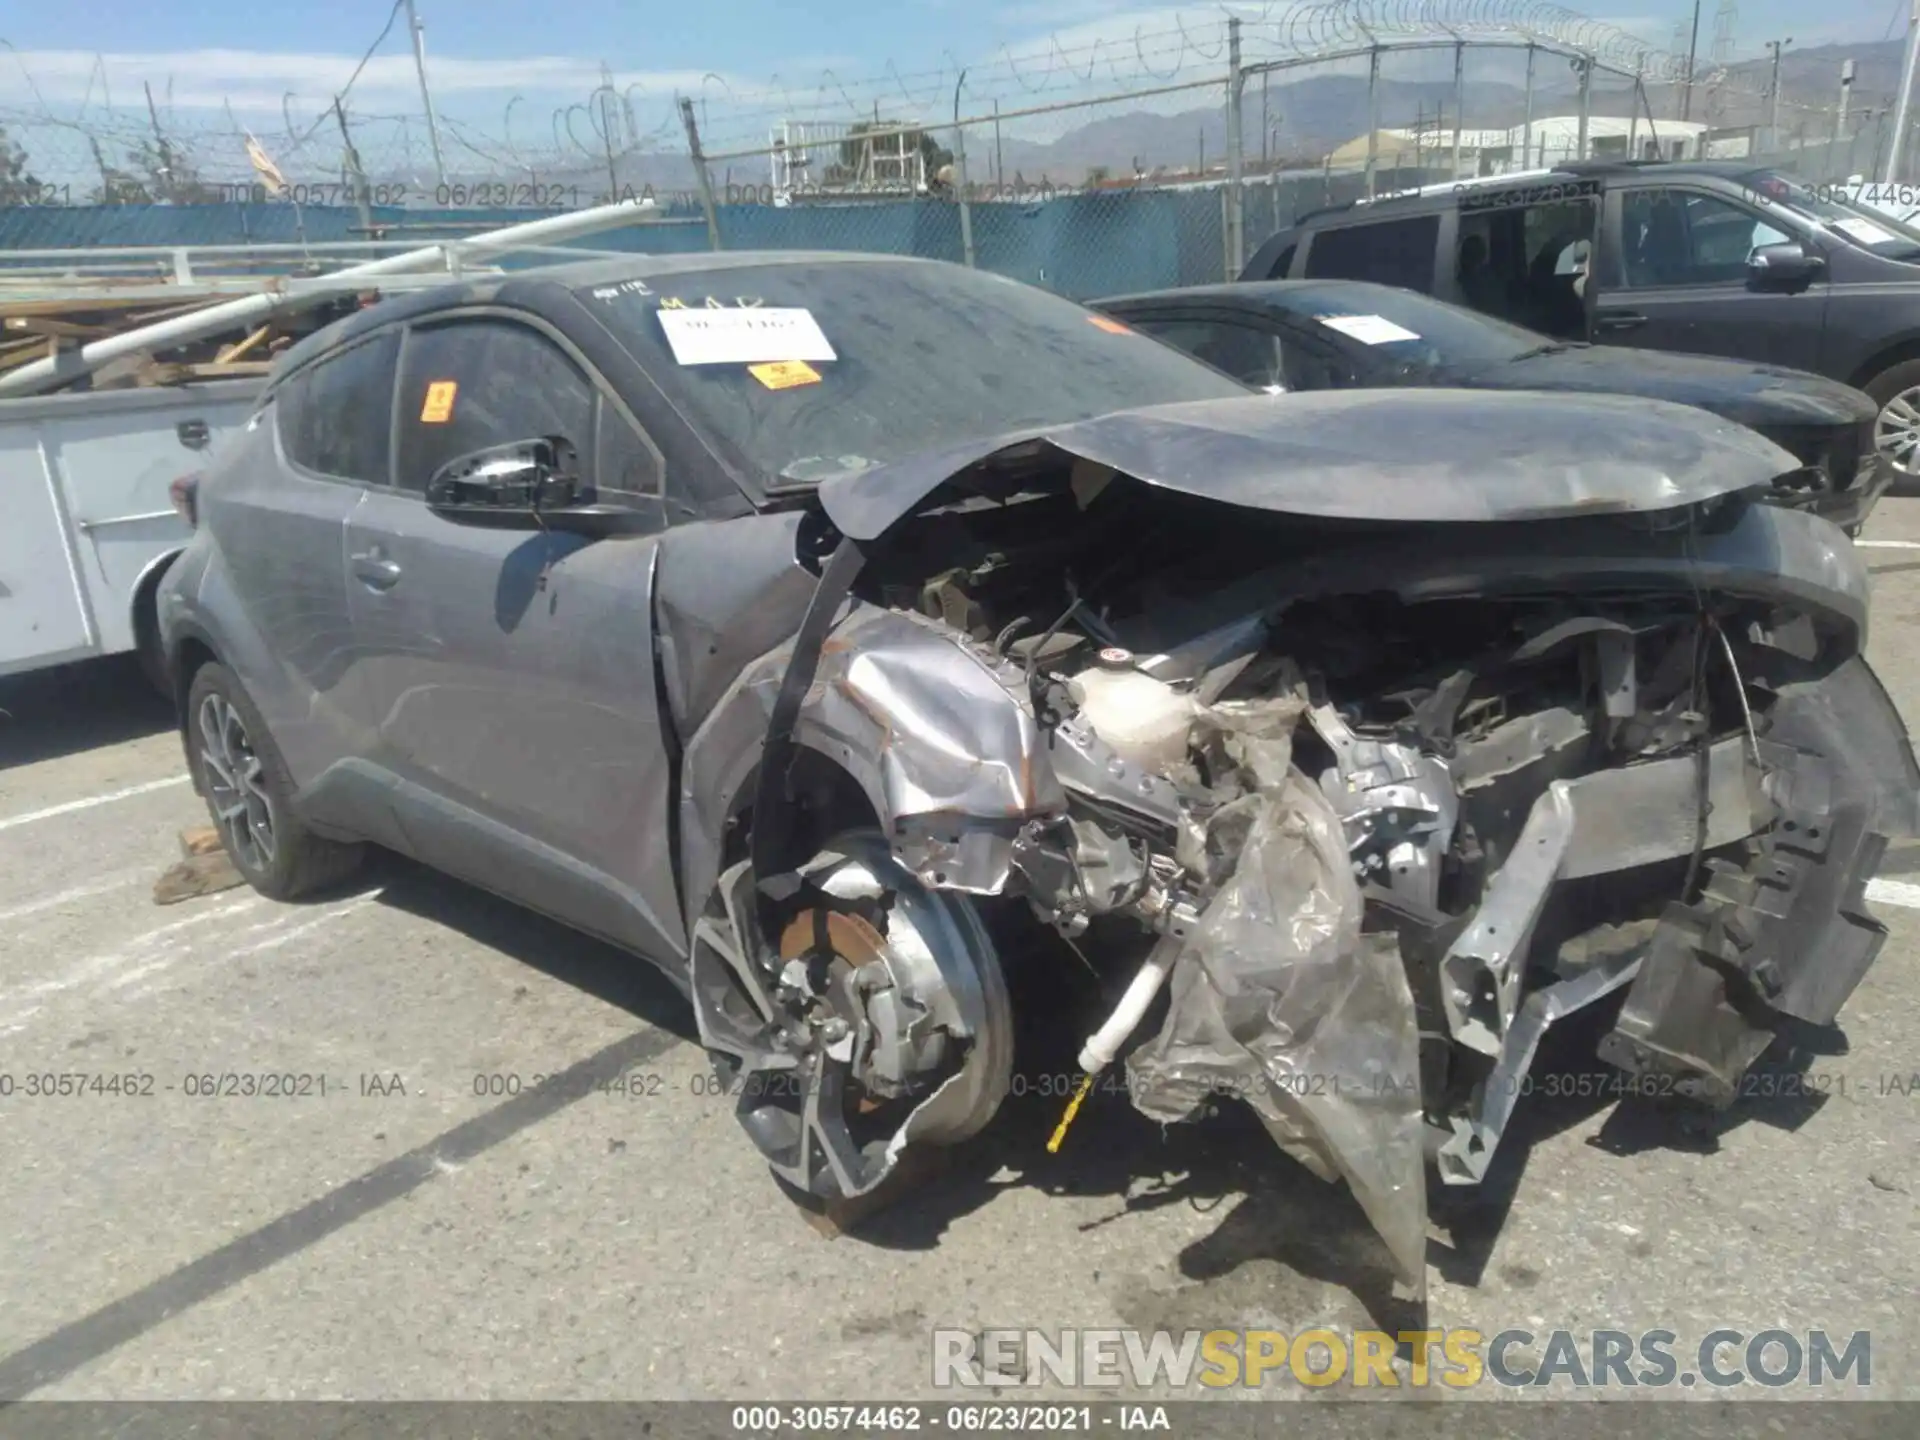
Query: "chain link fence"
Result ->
[[0, 15, 1912, 298]]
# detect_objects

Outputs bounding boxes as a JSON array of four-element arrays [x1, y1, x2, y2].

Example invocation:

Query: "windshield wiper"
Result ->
[[1508, 342, 1583, 361]]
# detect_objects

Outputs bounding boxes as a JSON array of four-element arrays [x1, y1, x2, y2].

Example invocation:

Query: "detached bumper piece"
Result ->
[[1599, 657, 1920, 1101], [1431, 660, 1918, 1185]]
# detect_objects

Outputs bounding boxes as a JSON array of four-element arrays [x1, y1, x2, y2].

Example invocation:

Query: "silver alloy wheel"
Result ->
[[1876, 386, 1920, 478], [688, 833, 1012, 1201], [196, 692, 276, 873]]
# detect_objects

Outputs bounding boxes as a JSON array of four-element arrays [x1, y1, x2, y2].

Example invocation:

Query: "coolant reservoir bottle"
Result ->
[[1067, 647, 1195, 774]]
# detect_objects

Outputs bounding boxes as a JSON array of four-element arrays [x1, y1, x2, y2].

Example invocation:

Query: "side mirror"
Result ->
[[1748, 241, 1824, 291], [425, 437, 640, 537]]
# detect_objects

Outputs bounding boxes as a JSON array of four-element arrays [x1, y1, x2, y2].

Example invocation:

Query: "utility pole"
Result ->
[[678, 96, 722, 250], [334, 98, 374, 236], [1836, 58, 1855, 162], [1521, 44, 1535, 173], [1261, 70, 1270, 169], [403, 0, 449, 190], [1451, 41, 1465, 178], [1764, 37, 1793, 153], [1893, 0, 1920, 183], [1681, 0, 1702, 121], [1226, 16, 1245, 275], [993, 100, 1003, 190], [142, 80, 175, 202]]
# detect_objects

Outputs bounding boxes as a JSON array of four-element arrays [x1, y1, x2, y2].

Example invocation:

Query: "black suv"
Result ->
[[1242, 160, 1920, 483]]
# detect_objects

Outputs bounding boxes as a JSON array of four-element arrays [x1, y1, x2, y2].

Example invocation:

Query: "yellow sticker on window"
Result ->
[[749, 360, 823, 390], [420, 380, 458, 423], [1087, 315, 1132, 335]]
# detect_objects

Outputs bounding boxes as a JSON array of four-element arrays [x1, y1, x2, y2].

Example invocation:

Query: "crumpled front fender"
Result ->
[[794, 605, 1066, 891], [677, 598, 1066, 939]]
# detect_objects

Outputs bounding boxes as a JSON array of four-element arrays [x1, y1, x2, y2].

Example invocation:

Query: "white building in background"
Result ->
[[1325, 116, 1711, 177]]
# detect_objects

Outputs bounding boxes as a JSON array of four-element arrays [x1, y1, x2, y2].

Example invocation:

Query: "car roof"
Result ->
[[268, 249, 944, 387], [1285, 157, 1767, 229], [1098, 278, 1418, 312]]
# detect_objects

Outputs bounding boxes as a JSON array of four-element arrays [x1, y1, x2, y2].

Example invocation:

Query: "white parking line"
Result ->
[[0, 776, 190, 832], [0, 873, 144, 924], [0, 894, 263, 1033], [1868, 877, 1920, 910], [1856, 540, 1920, 550]]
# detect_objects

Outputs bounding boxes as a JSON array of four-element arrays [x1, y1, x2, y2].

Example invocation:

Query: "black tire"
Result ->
[[184, 661, 365, 901], [1861, 359, 1920, 495]]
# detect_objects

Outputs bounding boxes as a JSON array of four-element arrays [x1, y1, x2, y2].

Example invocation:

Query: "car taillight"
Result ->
[[169, 473, 200, 528]]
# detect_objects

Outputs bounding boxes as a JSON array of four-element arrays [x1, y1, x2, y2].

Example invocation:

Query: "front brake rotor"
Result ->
[[779, 907, 891, 1114]]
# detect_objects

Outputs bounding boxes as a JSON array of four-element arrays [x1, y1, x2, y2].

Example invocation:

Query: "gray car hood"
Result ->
[[818, 387, 1799, 542]]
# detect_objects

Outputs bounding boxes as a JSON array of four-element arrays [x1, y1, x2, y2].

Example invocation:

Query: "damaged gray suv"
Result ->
[[158, 252, 1919, 1291]]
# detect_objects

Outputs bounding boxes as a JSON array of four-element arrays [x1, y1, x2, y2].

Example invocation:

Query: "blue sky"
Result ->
[[0, 0, 1904, 154], [0, 0, 1897, 71]]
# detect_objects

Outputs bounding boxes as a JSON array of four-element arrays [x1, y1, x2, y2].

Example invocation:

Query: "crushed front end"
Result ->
[[696, 394, 1918, 1297]]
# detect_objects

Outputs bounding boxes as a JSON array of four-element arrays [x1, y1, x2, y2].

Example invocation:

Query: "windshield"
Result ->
[[1262, 281, 1551, 372], [584, 260, 1248, 488], [1741, 169, 1920, 258]]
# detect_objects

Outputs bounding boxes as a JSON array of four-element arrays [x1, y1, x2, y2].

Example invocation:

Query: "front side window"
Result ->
[[394, 319, 599, 492], [1303, 215, 1441, 292], [1621, 189, 1790, 287], [275, 330, 399, 484], [1129, 317, 1285, 390]]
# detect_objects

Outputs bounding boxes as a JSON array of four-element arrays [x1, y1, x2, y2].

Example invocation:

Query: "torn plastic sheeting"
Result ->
[[1126, 700, 1429, 1297]]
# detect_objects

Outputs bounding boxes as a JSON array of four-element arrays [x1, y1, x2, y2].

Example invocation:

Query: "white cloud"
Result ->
[[0, 46, 747, 117]]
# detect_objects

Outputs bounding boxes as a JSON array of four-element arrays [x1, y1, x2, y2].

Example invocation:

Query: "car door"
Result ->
[[1592, 184, 1828, 369], [343, 310, 685, 961], [210, 330, 396, 808]]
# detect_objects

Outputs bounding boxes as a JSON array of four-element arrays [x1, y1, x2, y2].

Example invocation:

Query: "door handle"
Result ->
[[1595, 310, 1648, 332], [351, 549, 402, 590]]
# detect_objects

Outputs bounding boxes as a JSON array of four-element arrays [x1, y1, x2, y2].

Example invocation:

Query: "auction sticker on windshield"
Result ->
[[420, 380, 457, 423], [1834, 216, 1898, 246], [1318, 314, 1421, 345], [658, 306, 836, 365], [748, 359, 823, 390]]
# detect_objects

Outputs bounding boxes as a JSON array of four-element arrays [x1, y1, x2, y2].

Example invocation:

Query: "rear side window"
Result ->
[[1303, 215, 1441, 292], [275, 331, 400, 484], [394, 318, 599, 493]]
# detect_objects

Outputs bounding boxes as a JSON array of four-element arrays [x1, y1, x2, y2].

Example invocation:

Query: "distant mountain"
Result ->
[[420, 35, 1914, 198], [966, 36, 1912, 185]]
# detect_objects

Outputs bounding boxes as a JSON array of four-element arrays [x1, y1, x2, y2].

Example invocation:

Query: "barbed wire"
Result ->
[[0, 0, 1890, 203]]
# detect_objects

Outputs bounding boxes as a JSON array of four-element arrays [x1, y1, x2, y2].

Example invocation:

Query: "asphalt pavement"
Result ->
[[3, 501, 1920, 1404]]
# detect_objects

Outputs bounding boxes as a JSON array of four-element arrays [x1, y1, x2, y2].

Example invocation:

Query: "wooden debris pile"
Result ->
[[0, 289, 373, 392]]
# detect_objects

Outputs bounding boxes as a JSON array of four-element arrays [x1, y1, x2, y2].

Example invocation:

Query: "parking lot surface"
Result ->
[[4, 505, 1920, 1403]]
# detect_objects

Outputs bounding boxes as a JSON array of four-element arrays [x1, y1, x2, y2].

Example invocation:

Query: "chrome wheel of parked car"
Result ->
[[197, 691, 277, 873], [1864, 361, 1920, 488], [1874, 387, 1920, 477], [688, 830, 1013, 1202]]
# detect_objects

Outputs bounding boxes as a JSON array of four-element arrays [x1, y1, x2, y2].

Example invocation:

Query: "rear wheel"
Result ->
[[687, 830, 1013, 1201], [185, 662, 365, 901], [1863, 359, 1920, 492]]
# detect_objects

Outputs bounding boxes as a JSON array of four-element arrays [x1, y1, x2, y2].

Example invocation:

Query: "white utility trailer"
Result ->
[[0, 376, 258, 681], [0, 200, 690, 685]]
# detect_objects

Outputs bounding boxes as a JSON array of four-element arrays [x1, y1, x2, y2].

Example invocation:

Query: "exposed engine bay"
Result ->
[[684, 437, 1919, 1298]]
